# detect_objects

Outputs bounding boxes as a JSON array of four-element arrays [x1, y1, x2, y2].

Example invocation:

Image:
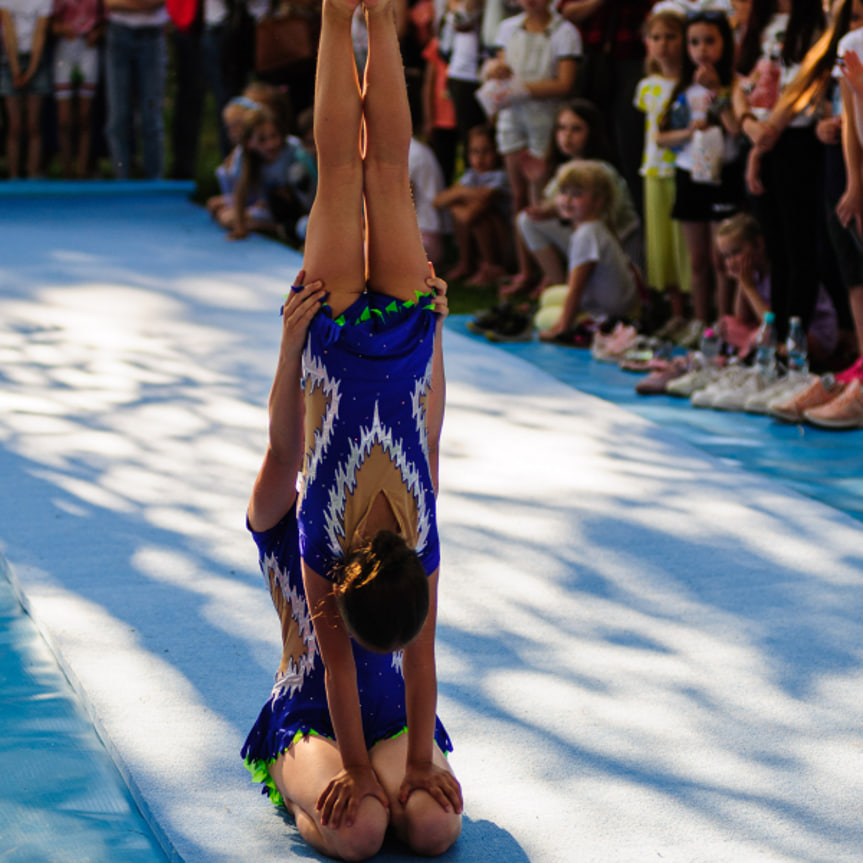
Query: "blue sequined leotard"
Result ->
[[298, 291, 441, 580], [241, 292, 451, 804]]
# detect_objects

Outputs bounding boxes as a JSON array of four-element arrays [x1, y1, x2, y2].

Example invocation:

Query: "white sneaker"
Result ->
[[690, 364, 752, 409], [744, 371, 814, 414], [675, 319, 704, 349], [665, 364, 722, 398], [712, 368, 771, 411]]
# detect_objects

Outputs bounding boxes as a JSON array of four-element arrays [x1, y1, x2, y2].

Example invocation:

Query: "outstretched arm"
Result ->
[[248, 272, 326, 533]]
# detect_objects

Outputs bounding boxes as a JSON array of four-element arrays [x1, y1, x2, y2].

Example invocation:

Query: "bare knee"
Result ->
[[401, 792, 462, 857], [330, 798, 388, 862]]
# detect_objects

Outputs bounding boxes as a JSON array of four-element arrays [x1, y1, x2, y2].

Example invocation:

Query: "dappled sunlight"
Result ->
[[435, 336, 863, 861], [2, 194, 861, 862]]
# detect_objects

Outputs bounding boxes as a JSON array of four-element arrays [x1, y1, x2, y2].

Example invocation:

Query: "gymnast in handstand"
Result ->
[[241, 0, 462, 858]]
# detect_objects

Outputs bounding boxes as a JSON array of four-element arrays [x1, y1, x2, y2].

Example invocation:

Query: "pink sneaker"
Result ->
[[591, 324, 639, 362], [803, 379, 863, 429], [835, 355, 863, 384], [768, 374, 844, 423]]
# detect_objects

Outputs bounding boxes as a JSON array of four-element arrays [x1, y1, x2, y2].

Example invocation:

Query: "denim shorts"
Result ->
[[0, 53, 53, 97]]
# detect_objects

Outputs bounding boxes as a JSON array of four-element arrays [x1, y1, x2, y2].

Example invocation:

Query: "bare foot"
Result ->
[[445, 261, 473, 281], [467, 264, 508, 286], [499, 273, 536, 298]]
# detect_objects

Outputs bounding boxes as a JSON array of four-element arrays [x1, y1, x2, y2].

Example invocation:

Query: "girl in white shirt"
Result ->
[[0, 0, 53, 177]]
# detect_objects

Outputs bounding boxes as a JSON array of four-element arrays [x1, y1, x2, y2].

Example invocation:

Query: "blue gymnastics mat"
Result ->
[[448, 316, 863, 524], [0, 559, 168, 863], [2, 187, 862, 863]]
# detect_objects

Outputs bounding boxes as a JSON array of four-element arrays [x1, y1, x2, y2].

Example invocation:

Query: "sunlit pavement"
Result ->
[[1, 188, 862, 863]]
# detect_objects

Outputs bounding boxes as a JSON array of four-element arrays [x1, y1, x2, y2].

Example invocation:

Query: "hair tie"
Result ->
[[228, 96, 262, 111]]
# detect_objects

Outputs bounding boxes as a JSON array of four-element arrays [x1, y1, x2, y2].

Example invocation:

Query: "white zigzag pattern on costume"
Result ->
[[324, 400, 432, 559], [411, 355, 433, 467], [301, 342, 341, 493], [262, 551, 319, 697], [392, 650, 404, 677]]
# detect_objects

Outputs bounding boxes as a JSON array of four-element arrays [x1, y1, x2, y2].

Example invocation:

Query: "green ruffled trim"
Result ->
[[243, 726, 418, 807], [244, 754, 285, 807], [243, 729, 327, 807], [324, 290, 435, 328]]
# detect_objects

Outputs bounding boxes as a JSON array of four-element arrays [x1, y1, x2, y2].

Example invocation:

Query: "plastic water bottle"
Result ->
[[755, 311, 777, 380], [699, 327, 721, 366], [786, 316, 809, 374]]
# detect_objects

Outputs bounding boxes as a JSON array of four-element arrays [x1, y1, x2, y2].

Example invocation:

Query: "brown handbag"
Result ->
[[255, 1, 320, 73]]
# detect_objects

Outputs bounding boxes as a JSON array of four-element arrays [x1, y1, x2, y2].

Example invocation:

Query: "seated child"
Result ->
[[536, 161, 638, 339], [207, 96, 259, 221], [218, 104, 317, 244], [433, 124, 513, 285], [715, 213, 838, 368]]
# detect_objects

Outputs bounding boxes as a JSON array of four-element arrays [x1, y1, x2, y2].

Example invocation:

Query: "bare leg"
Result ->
[[466, 214, 509, 284], [848, 286, 863, 357], [26, 94, 43, 178], [710, 222, 732, 318], [268, 736, 388, 860], [5, 97, 22, 178], [370, 734, 461, 856], [57, 98, 74, 178], [680, 221, 713, 323], [302, 0, 366, 317], [363, 0, 430, 300], [446, 211, 474, 279], [503, 151, 528, 214], [77, 97, 94, 178], [532, 244, 567, 286]]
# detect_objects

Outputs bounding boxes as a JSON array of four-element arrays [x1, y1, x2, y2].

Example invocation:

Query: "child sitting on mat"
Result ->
[[433, 124, 513, 285], [536, 161, 638, 341]]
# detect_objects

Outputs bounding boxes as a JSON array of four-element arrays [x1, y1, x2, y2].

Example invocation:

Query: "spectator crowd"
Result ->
[[3, 0, 863, 427]]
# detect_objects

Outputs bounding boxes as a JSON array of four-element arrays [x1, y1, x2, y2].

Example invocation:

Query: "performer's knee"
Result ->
[[330, 798, 388, 862], [402, 793, 462, 857]]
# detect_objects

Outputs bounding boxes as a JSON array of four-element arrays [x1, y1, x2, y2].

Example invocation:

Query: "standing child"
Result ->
[[434, 123, 512, 284], [733, 0, 825, 344], [656, 7, 742, 348], [51, 0, 104, 178], [535, 161, 638, 340], [481, 0, 581, 217], [744, 0, 863, 365], [786, 24, 863, 425], [634, 2, 691, 332], [0, 0, 52, 178], [439, 0, 486, 157], [422, 32, 459, 183]]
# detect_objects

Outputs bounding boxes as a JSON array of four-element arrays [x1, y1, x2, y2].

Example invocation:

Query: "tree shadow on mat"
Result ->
[[270, 808, 528, 862]]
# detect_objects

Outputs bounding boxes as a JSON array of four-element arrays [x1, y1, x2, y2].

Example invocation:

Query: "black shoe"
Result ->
[[467, 303, 514, 334]]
